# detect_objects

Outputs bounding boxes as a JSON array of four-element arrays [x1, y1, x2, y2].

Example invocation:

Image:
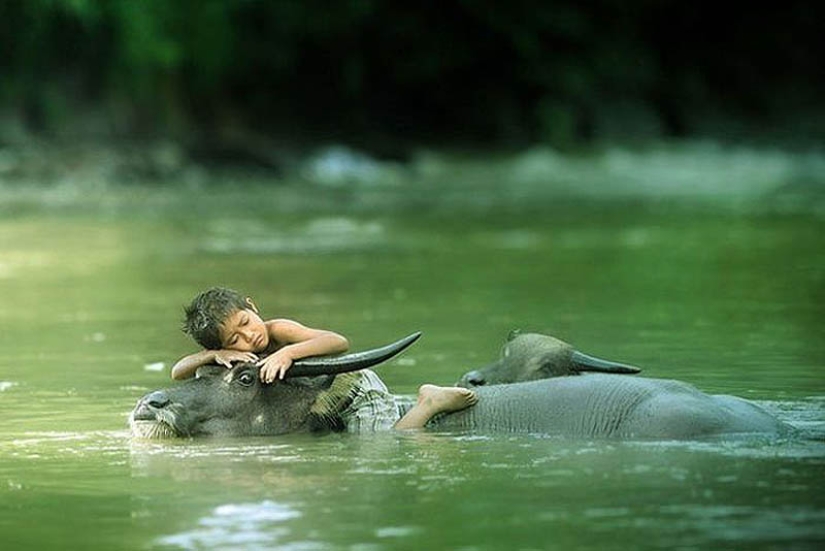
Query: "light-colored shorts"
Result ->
[[338, 370, 405, 432]]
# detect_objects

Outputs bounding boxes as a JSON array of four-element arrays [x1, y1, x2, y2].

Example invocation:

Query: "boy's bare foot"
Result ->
[[394, 385, 479, 430], [417, 384, 478, 414]]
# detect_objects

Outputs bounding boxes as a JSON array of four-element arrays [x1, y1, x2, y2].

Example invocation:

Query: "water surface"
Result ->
[[1, 154, 824, 550]]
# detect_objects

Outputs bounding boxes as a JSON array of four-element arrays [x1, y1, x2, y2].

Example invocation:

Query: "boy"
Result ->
[[172, 287, 477, 431]]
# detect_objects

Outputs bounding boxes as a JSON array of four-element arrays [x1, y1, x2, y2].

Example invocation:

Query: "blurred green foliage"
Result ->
[[1, 0, 823, 147]]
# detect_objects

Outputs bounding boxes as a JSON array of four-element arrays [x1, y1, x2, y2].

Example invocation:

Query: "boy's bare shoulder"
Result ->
[[265, 318, 309, 339], [265, 318, 306, 330]]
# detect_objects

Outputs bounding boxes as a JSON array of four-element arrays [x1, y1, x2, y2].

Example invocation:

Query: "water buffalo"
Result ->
[[447, 331, 792, 438], [130, 332, 793, 440], [129, 332, 423, 439]]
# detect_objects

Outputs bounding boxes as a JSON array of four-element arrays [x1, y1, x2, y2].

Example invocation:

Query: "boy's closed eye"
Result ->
[[228, 316, 248, 345]]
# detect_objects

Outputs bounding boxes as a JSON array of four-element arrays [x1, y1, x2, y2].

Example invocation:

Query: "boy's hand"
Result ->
[[257, 351, 293, 383], [213, 349, 258, 368]]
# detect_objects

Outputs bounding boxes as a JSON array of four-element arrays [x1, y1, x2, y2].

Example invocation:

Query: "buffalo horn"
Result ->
[[571, 351, 642, 374], [287, 332, 422, 377]]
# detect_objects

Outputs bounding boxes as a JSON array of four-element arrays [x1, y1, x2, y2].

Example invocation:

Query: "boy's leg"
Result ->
[[394, 385, 478, 430]]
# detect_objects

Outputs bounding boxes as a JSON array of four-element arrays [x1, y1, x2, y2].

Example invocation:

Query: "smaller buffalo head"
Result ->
[[458, 331, 641, 387]]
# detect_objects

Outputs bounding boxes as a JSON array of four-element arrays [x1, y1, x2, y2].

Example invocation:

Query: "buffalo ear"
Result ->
[[570, 351, 642, 374], [537, 354, 577, 378], [506, 329, 524, 342]]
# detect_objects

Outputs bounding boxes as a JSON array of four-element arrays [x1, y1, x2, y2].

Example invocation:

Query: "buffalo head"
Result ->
[[130, 332, 421, 438], [457, 331, 641, 387]]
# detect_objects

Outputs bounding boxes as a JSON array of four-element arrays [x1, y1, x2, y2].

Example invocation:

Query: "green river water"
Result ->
[[1, 146, 824, 550]]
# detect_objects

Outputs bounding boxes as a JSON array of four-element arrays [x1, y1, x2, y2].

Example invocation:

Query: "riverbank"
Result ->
[[2, 139, 824, 217]]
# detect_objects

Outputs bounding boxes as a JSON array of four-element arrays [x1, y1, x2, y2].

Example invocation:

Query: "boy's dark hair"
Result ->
[[182, 287, 249, 349]]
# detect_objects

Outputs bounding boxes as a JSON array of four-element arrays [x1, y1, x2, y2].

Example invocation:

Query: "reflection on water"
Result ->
[[128, 431, 825, 551], [157, 500, 304, 551], [654, 504, 825, 547], [1, 418, 824, 550], [1, 160, 824, 550]]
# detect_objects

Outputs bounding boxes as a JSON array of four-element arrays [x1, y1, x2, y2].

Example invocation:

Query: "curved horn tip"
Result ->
[[403, 331, 423, 344], [286, 331, 423, 377], [571, 350, 642, 374]]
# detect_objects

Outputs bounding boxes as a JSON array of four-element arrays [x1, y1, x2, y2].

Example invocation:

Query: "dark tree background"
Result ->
[[1, 0, 823, 151]]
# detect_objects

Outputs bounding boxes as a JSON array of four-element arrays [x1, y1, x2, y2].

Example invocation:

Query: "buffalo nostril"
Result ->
[[145, 391, 170, 409], [465, 371, 486, 387]]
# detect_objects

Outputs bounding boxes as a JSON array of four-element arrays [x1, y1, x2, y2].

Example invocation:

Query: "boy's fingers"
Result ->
[[254, 361, 290, 383]]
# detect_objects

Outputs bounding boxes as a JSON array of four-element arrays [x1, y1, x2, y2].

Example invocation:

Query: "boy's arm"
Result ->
[[258, 319, 349, 383], [270, 319, 350, 358], [170, 349, 259, 380]]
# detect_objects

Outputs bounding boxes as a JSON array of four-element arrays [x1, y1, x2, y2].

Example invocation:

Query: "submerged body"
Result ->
[[430, 374, 790, 439], [449, 332, 792, 438]]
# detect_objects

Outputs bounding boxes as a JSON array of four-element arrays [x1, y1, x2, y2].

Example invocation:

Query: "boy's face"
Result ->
[[218, 304, 269, 353]]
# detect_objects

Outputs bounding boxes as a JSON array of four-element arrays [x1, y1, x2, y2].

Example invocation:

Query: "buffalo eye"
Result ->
[[237, 372, 256, 387]]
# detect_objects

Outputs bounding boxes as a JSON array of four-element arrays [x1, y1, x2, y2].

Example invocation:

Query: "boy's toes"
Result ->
[[456, 388, 478, 407]]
